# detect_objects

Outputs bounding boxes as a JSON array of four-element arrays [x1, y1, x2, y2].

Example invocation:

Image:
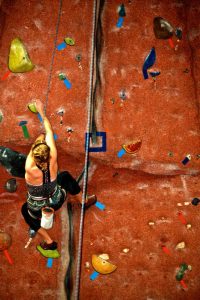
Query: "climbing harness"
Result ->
[[74, 0, 98, 299]]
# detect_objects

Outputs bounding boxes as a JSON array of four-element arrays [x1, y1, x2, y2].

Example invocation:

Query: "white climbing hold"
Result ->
[[175, 241, 185, 250]]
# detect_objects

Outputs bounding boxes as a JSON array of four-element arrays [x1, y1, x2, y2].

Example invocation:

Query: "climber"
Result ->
[[21, 100, 96, 258]]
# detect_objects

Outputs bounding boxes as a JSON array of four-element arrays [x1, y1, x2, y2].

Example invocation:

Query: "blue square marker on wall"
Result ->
[[57, 42, 66, 51], [95, 201, 105, 211], [90, 271, 99, 280], [116, 17, 124, 28], [85, 132, 106, 152], [47, 258, 53, 268], [63, 78, 72, 89]]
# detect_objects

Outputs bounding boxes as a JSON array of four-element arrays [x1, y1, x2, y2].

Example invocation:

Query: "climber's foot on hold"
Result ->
[[85, 194, 97, 208], [37, 241, 60, 258]]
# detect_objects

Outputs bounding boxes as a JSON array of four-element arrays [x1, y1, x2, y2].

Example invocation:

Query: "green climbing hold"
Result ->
[[36, 245, 60, 258], [8, 38, 35, 73], [64, 37, 75, 46], [176, 263, 189, 281], [58, 73, 66, 80]]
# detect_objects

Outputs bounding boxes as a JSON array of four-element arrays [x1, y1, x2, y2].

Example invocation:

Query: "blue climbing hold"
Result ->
[[142, 47, 156, 80]]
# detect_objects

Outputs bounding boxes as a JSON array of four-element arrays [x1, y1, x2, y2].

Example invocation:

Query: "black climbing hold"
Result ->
[[153, 17, 174, 39], [0, 147, 26, 178], [149, 71, 160, 78], [175, 28, 182, 40], [4, 178, 17, 193], [191, 198, 200, 206], [119, 4, 126, 17]]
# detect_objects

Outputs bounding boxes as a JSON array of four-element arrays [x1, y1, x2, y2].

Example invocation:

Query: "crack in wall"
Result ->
[[184, 0, 200, 125], [91, 0, 105, 143]]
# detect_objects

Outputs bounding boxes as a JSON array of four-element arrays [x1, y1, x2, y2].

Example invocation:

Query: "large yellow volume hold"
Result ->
[[92, 254, 117, 275], [8, 38, 34, 73]]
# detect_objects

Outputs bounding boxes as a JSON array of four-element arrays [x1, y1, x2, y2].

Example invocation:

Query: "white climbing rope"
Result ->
[[74, 0, 98, 299], [44, 0, 63, 113]]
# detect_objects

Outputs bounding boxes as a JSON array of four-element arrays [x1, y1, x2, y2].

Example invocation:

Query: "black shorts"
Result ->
[[21, 171, 81, 232]]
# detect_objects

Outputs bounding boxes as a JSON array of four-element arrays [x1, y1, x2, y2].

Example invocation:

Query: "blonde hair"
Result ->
[[32, 140, 50, 170]]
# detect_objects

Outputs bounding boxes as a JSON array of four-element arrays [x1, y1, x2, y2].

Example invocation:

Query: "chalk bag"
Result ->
[[41, 207, 54, 229]]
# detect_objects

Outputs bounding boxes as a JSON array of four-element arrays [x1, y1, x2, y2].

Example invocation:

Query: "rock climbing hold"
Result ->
[[64, 37, 75, 46], [85, 261, 90, 269], [153, 17, 174, 40], [176, 263, 190, 281], [4, 178, 17, 193], [191, 197, 200, 206], [148, 221, 155, 226], [182, 154, 191, 165], [8, 38, 34, 73], [57, 110, 64, 125], [59, 73, 66, 80], [19, 121, 30, 139], [142, 47, 156, 80], [75, 54, 82, 62], [149, 71, 160, 78], [175, 28, 182, 40], [122, 248, 130, 253], [66, 127, 73, 142], [168, 151, 173, 157], [119, 139, 142, 158], [186, 224, 192, 229], [119, 89, 127, 100], [183, 68, 189, 73], [110, 98, 115, 104], [28, 102, 38, 113], [118, 4, 126, 17], [92, 254, 117, 274], [175, 242, 185, 250]]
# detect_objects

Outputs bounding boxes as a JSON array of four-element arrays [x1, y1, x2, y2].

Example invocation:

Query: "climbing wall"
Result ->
[[1, 0, 200, 299]]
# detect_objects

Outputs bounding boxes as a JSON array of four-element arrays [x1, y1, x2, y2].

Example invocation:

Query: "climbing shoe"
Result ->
[[40, 241, 58, 250], [36, 244, 60, 259]]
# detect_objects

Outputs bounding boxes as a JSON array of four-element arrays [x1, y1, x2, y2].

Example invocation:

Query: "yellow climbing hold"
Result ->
[[92, 254, 117, 275], [64, 37, 75, 46], [8, 38, 34, 73], [28, 102, 38, 113]]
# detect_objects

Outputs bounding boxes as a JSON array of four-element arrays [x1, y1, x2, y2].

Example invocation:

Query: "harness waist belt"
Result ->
[[28, 186, 57, 201]]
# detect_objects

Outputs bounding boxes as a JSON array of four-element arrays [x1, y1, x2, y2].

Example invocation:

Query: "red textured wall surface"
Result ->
[[1, 0, 200, 299]]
